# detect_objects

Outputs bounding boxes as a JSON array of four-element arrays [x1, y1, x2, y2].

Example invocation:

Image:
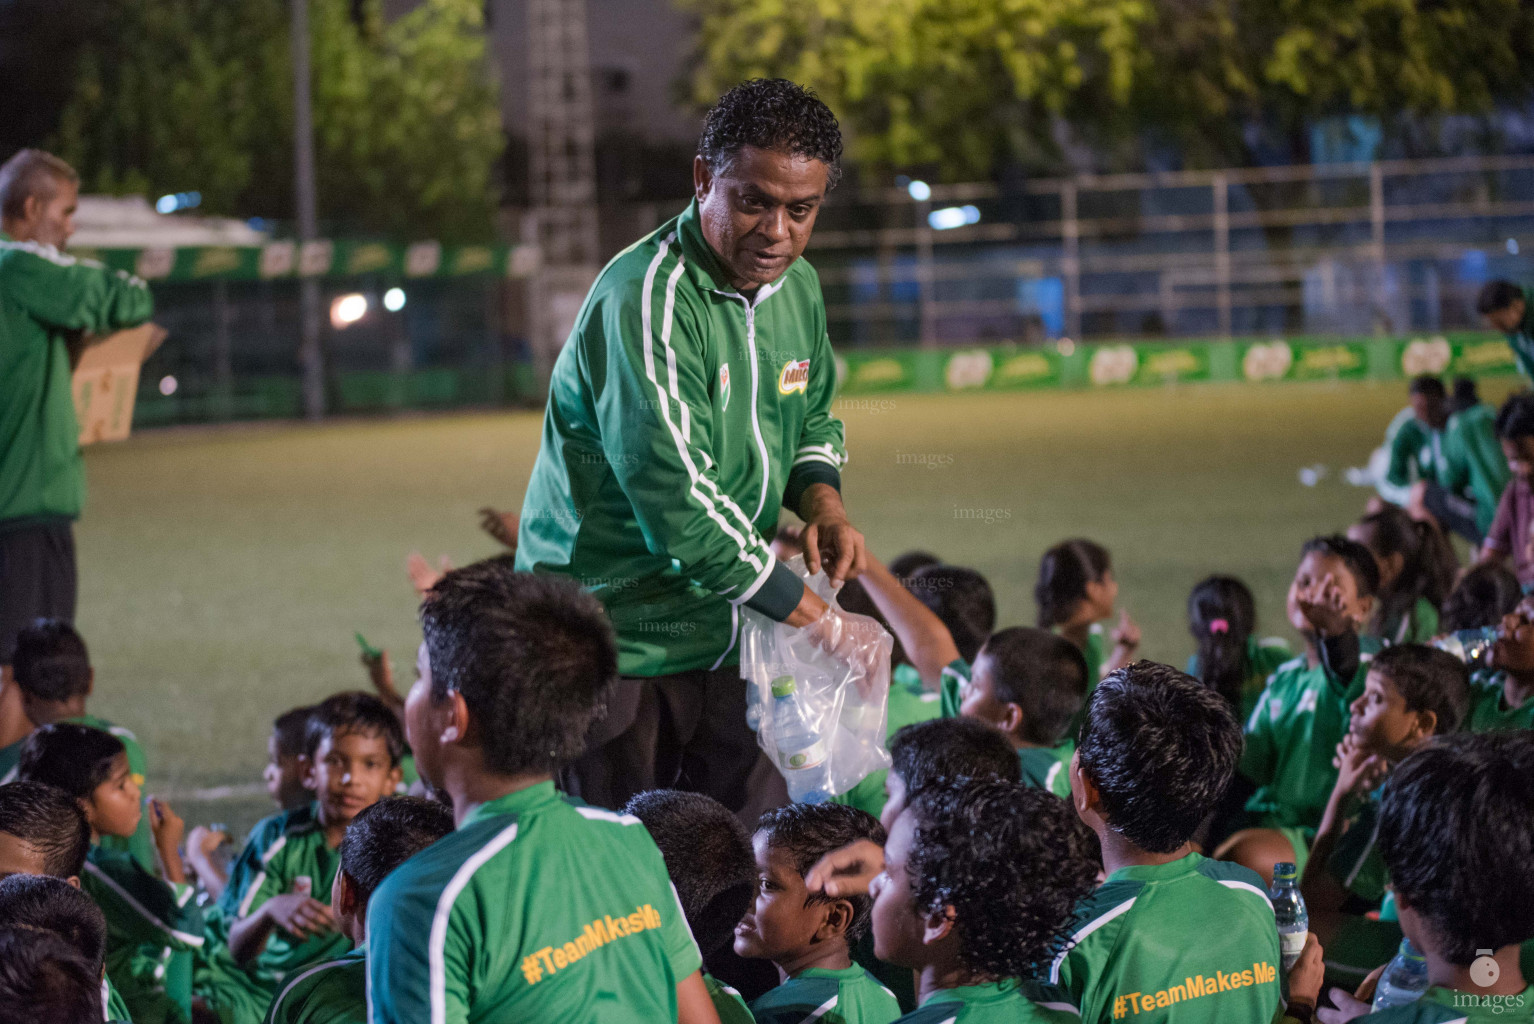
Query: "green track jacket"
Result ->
[[517, 201, 848, 676], [0, 232, 153, 524]]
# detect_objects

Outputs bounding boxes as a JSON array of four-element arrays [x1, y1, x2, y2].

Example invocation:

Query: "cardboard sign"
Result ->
[[72, 323, 167, 445]]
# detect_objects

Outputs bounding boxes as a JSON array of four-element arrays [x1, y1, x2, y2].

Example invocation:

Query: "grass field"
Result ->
[[71, 377, 1521, 834]]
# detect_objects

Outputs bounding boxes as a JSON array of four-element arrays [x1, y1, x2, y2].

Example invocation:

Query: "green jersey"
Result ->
[[263, 946, 367, 1024], [1240, 648, 1373, 830], [83, 844, 206, 1024], [1017, 740, 1074, 798], [895, 982, 1080, 1024], [0, 232, 154, 524], [1361, 985, 1533, 1023], [231, 809, 349, 987], [65, 713, 156, 873], [1499, 284, 1534, 382], [705, 972, 756, 1024], [1326, 788, 1388, 907], [1466, 672, 1534, 733], [1374, 597, 1440, 647], [1051, 853, 1281, 1024], [516, 200, 848, 676], [1385, 415, 1449, 499], [216, 805, 317, 927], [749, 965, 901, 1024], [365, 780, 702, 1024], [0, 737, 22, 782], [105, 976, 133, 1023], [833, 663, 942, 819], [1186, 636, 1294, 723], [1443, 403, 1512, 537]]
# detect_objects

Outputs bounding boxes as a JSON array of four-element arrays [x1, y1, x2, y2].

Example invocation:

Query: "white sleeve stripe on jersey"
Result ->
[[726, 551, 780, 608], [798, 994, 839, 1023], [791, 452, 845, 470], [1341, 818, 1382, 889], [574, 806, 642, 826], [268, 956, 353, 1023], [238, 871, 268, 919], [1044, 761, 1064, 794], [82, 861, 205, 948], [1048, 896, 1137, 984], [430, 822, 520, 1024], [1218, 879, 1275, 910], [708, 605, 741, 673], [1037, 1002, 1081, 1017]]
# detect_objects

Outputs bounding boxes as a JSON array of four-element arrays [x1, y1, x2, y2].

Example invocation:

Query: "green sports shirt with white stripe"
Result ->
[[516, 200, 848, 676], [705, 972, 756, 1024], [895, 982, 1081, 1023], [230, 809, 350, 988], [364, 780, 703, 1024], [1050, 853, 1281, 1024], [264, 945, 367, 1024], [748, 964, 902, 1024]]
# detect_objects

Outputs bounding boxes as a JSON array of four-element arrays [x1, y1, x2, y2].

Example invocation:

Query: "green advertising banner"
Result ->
[[834, 333, 1520, 397], [68, 240, 534, 283]]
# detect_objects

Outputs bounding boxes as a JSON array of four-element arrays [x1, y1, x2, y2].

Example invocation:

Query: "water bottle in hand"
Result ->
[[771, 676, 832, 803], [1372, 937, 1429, 1011], [1431, 627, 1500, 670], [1270, 861, 1308, 971]]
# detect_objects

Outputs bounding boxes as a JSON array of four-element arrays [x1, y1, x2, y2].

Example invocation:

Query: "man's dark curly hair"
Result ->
[[699, 79, 843, 189], [754, 802, 885, 943], [905, 778, 1099, 982], [1377, 731, 1534, 963], [1077, 661, 1241, 854], [420, 556, 618, 777], [626, 790, 755, 956]]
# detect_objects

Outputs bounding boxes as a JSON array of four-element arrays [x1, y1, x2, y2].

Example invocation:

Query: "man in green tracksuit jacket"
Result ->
[[0, 150, 153, 745], [1479, 279, 1534, 382], [517, 80, 872, 818]]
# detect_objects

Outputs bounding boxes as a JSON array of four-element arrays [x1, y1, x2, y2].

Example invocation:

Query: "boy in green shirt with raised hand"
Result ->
[[1292, 732, 1534, 1023], [735, 802, 900, 1024], [264, 796, 454, 1024], [1465, 600, 1534, 733], [366, 558, 713, 1024], [625, 789, 759, 1024], [7, 620, 155, 872], [1058, 661, 1282, 1024], [949, 627, 1086, 798], [18, 723, 205, 1024], [1224, 535, 1381, 882]]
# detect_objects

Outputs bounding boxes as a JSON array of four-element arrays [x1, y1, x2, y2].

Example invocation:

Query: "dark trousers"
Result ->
[[0, 521, 76, 663], [559, 664, 789, 825]]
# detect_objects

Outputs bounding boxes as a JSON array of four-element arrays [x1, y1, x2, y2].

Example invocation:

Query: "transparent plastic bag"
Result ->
[[740, 555, 894, 803]]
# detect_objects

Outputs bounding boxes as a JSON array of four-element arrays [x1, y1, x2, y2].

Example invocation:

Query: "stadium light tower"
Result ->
[[525, 0, 600, 389]]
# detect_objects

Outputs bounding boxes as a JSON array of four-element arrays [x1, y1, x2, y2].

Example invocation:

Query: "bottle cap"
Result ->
[[1401, 937, 1425, 962], [771, 676, 796, 698], [1272, 862, 1298, 882]]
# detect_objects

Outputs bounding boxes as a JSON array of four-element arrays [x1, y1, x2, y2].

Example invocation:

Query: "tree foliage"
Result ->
[[53, 0, 502, 241], [678, 0, 1534, 179]]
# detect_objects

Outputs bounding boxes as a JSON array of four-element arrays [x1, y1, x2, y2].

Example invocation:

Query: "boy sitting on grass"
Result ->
[[5, 620, 155, 873], [869, 778, 1097, 1022], [264, 796, 454, 1024], [951, 627, 1087, 798], [365, 559, 715, 1023], [736, 802, 899, 1024], [1222, 535, 1381, 882], [17, 722, 205, 1024], [201, 692, 403, 1024], [626, 789, 758, 1024], [1290, 732, 1534, 1022], [1058, 661, 1282, 1024], [1301, 645, 1468, 946]]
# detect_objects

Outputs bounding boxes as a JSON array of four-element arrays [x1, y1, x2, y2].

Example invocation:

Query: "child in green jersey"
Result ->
[[7, 620, 156, 873], [1222, 535, 1381, 884], [877, 718, 1020, 835], [1035, 539, 1140, 696], [1439, 563, 1521, 633], [952, 627, 1086, 798], [0, 779, 90, 882], [1464, 600, 1534, 732], [0, 923, 105, 1024], [366, 559, 712, 1024], [18, 723, 204, 1024], [867, 779, 1099, 1023], [1301, 645, 1467, 949], [1060, 661, 1283, 1024], [1185, 575, 1293, 723], [626, 790, 758, 1024], [264, 796, 454, 1024], [263, 705, 317, 814], [1292, 733, 1534, 1023], [736, 802, 899, 1024], [1348, 508, 1455, 646]]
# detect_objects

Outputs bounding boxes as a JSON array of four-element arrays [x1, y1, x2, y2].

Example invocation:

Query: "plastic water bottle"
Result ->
[[1270, 861, 1308, 971], [1432, 627, 1500, 670], [770, 676, 832, 803], [1372, 937, 1430, 1011]]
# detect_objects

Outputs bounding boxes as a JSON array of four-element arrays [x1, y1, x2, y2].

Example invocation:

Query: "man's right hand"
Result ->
[[263, 894, 337, 940]]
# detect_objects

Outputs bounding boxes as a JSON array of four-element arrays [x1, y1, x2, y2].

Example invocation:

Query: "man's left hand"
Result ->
[[798, 483, 866, 586]]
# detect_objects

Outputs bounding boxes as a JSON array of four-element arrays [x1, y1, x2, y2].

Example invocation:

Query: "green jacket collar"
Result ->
[[922, 982, 1017, 1006], [461, 779, 561, 828], [675, 199, 797, 303], [1105, 850, 1205, 884]]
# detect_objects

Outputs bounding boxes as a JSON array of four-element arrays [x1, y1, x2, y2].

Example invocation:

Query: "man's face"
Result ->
[[1485, 299, 1526, 334], [694, 146, 828, 290], [13, 180, 78, 249]]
